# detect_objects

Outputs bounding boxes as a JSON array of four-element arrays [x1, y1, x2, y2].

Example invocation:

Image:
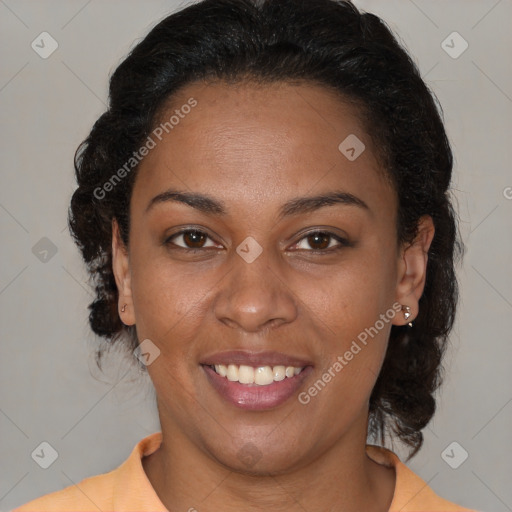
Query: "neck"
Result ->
[[142, 413, 395, 512]]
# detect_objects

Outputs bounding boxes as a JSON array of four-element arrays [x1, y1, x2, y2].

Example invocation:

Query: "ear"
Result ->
[[112, 218, 136, 326], [393, 215, 435, 326]]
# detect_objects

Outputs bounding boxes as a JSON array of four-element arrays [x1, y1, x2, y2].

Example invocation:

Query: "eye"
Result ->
[[292, 231, 350, 252], [164, 228, 350, 253], [165, 229, 220, 251]]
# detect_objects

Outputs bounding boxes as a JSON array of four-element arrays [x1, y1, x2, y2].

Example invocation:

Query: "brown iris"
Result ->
[[306, 232, 331, 250], [183, 230, 207, 248]]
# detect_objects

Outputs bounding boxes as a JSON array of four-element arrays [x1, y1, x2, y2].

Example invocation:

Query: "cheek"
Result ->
[[129, 247, 214, 343], [298, 249, 394, 392], [302, 248, 393, 335], [301, 289, 393, 423]]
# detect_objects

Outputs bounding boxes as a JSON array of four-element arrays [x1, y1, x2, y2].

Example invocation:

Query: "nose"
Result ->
[[212, 246, 298, 334]]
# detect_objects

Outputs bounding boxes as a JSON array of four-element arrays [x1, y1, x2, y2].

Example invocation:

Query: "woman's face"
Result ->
[[113, 80, 431, 473]]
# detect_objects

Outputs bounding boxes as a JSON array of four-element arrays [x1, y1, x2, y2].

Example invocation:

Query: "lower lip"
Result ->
[[202, 365, 313, 411]]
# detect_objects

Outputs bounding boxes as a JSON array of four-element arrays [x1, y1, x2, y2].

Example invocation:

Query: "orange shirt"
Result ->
[[12, 432, 477, 511]]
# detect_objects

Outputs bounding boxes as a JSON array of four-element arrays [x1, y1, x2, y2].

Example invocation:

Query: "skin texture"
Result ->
[[112, 80, 435, 512]]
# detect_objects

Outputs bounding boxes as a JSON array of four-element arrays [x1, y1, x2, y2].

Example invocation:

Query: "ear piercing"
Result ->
[[121, 303, 128, 313], [401, 305, 414, 327]]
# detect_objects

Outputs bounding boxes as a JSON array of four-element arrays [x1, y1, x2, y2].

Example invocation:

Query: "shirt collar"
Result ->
[[111, 432, 466, 512]]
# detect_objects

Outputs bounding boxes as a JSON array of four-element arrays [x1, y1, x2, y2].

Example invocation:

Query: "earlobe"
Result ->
[[393, 215, 435, 326], [112, 218, 136, 326]]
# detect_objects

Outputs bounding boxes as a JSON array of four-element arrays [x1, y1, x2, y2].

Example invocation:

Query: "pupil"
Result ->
[[308, 233, 329, 250], [185, 231, 205, 248]]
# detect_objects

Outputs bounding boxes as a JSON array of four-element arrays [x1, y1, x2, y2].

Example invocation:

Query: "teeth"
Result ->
[[226, 364, 239, 382], [216, 364, 227, 377], [211, 364, 305, 385], [273, 365, 286, 381], [254, 366, 274, 385], [238, 365, 254, 384]]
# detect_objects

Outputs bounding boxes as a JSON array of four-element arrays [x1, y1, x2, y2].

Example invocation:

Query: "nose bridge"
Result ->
[[213, 242, 297, 333]]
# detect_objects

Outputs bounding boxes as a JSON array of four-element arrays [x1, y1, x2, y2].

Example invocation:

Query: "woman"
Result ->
[[13, 0, 476, 510]]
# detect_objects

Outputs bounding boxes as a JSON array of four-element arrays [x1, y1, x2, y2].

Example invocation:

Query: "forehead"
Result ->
[[132, 80, 395, 220]]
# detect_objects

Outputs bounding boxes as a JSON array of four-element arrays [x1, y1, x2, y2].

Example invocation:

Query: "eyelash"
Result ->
[[164, 229, 350, 254]]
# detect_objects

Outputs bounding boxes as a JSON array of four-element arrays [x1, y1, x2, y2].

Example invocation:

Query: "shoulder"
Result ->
[[10, 471, 115, 512], [11, 432, 164, 512], [366, 444, 479, 512]]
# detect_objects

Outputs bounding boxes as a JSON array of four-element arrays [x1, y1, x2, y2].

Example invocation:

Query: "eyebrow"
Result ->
[[145, 188, 370, 219]]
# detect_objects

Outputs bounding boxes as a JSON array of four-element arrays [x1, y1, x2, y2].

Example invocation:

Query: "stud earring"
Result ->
[[401, 305, 414, 327], [121, 303, 128, 313]]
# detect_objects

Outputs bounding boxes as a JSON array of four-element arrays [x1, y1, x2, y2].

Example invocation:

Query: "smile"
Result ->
[[210, 364, 305, 385], [202, 363, 312, 410]]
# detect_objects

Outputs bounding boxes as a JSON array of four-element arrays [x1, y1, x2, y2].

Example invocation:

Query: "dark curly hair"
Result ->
[[68, 0, 464, 459]]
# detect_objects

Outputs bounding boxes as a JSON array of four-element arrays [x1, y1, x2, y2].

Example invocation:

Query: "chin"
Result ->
[[206, 437, 310, 476]]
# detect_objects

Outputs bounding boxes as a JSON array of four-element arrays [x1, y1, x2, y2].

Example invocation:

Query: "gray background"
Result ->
[[1, 1, 511, 511]]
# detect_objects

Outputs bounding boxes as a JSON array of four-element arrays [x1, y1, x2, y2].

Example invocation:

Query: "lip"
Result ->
[[202, 363, 313, 411], [200, 350, 313, 368]]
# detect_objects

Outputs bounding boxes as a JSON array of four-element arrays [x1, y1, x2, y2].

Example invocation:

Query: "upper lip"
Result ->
[[200, 350, 313, 367]]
